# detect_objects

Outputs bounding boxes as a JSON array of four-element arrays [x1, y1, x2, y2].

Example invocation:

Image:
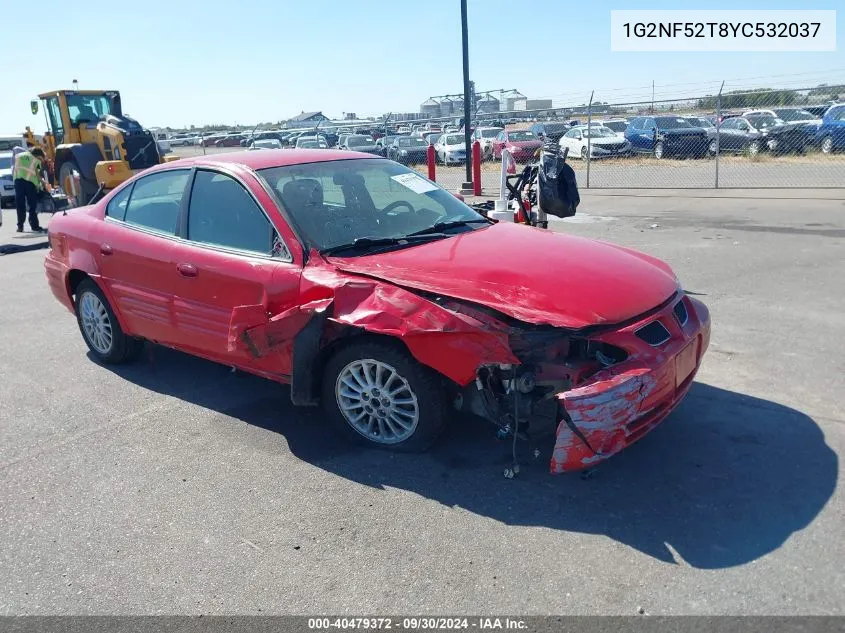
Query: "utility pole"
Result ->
[[460, 0, 473, 192], [651, 80, 655, 113]]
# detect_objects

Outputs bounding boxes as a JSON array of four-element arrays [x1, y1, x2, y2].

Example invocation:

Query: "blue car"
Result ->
[[625, 116, 709, 159], [814, 104, 845, 154]]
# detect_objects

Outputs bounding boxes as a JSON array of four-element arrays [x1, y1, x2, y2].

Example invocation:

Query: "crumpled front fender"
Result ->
[[229, 252, 519, 387]]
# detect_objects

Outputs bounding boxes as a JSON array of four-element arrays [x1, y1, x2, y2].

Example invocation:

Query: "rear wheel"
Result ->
[[321, 340, 447, 452], [74, 279, 143, 364]]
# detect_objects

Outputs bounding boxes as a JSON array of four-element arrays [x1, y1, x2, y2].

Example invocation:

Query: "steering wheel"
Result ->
[[382, 200, 415, 215]]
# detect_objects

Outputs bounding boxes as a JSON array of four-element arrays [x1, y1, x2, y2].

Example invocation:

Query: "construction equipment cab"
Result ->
[[28, 90, 177, 205]]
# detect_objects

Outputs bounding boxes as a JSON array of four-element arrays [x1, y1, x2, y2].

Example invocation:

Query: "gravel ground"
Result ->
[[0, 189, 843, 615]]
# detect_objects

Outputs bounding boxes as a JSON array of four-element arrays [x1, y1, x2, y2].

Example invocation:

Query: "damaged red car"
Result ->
[[44, 149, 710, 473]]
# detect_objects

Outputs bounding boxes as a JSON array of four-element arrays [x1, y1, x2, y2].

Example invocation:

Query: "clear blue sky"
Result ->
[[5, 0, 843, 132]]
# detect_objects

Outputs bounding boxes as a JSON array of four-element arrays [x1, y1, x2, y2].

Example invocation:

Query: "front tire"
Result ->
[[747, 140, 761, 155], [74, 279, 143, 364], [58, 160, 98, 206], [653, 142, 665, 159], [321, 340, 447, 452]]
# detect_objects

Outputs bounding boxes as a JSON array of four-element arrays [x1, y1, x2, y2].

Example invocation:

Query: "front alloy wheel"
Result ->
[[336, 359, 419, 444], [322, 341, 446, 452], [654, 142, 665, 159]]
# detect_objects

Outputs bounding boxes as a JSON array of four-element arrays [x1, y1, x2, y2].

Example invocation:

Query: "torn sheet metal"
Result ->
[[227, 252, 518, 386]]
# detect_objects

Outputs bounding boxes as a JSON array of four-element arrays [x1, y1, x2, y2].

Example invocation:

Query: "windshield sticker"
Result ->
[[391, 173, 438, 194]]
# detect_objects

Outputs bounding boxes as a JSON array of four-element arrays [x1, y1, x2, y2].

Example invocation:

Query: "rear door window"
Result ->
[[123, 169, 190, 235]]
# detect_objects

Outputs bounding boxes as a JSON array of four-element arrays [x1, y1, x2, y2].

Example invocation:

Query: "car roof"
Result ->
[[149, 149, 376, 172]]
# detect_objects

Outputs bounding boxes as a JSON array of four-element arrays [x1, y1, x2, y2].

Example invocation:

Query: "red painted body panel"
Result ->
[[44, 152, 710, 474], [330, 222, 680, 329], [550, 296, 711, 473]]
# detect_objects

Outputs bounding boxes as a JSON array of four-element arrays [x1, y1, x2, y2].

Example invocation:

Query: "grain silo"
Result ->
[[420, 98, 440, 119]]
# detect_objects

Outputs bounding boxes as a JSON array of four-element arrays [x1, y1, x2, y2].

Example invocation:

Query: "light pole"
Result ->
[[460, 0, 473, 191]]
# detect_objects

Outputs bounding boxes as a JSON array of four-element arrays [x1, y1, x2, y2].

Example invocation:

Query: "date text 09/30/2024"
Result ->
[[308, 617, 528, 630]]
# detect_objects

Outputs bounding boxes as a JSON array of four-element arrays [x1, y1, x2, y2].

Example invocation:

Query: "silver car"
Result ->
[[434, 133, 467, 165]]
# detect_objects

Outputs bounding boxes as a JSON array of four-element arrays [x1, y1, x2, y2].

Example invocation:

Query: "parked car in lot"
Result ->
[[491, 129, 543, 162], [296, 136, 329, 149], [341, 134, 378, 154], [43, 149, 710, 472], [250, 139, 282, 150], [471, 126, 503, 159], [387, 135, 429, 164], [598, 119, 629, 138], [423, 131, 441, 146], [625, 116, 709, 159], [814, 104, 845, 154], [0, 151, 16, 208], [559, 125, 632, 159], [683, 116, 718, 152], [375, 135, 401, 157], [434, 133, 468, 165], [529, 121, 570, 144], [744, 108, 821, 126], [716, 114, 808, 155]]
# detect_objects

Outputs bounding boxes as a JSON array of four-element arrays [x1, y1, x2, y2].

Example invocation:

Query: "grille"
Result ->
[[635, 320, 671, 346], [673, 299, 689, 326], [123, 133, 161, 170]]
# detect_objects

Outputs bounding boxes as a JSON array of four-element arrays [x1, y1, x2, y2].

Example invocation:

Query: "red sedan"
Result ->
[[491, 129, 544, 162], [44, 149, 710, 473]]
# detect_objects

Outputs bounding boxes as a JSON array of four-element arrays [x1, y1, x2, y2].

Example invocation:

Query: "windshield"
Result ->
[[257, 158, 488, 252], [543, 123, 569, 133], [687, 117, 714, 128], [508, 131, 537, 141], [480, 128, 502, 138], [348, 135, 374, 146], [398, 137, 427, 147], [0, 156, 11, 170], [775, 109, 814, 121], [581, 127, 617, 138], [602, 121, 627, 132], [442, 134, 464, 145], [747, 115, 782, 128], [66, 94, 113, 125], [299, 140, 327, 148], [656, 118, 694, 130]]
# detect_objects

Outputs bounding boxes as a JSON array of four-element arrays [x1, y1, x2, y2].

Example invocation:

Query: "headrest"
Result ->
[[281, 178, 323, 207]]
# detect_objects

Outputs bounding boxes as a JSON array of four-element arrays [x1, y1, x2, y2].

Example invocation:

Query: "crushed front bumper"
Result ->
[[550, 295, 711, 473]]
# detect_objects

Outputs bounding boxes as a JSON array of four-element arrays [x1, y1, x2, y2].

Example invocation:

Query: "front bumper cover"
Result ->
[[550, 295, 711, 473]]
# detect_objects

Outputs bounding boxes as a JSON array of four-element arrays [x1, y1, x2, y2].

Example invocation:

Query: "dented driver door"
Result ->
[[169, 169, 303, 379]]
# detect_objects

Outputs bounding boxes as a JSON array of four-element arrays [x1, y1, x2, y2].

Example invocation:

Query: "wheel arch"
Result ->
[[65, 268, 131, 334]]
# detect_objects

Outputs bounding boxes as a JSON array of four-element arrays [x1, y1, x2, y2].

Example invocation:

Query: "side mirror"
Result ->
[[30, 100, 39, 115]]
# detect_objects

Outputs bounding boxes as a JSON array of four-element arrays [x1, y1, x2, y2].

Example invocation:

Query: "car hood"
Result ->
[[587, 137, 630, 146], [507, 140, 543, 148], [327, 222, 679, 329], [660, 128, 704, 135]]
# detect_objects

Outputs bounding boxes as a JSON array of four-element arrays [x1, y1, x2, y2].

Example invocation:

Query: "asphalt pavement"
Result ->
[[0, 190, 843, 614]]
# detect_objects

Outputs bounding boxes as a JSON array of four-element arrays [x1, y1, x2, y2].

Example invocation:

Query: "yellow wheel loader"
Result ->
[[25, 89, 179, 206]]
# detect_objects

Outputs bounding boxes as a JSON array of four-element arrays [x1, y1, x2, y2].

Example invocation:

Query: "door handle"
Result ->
[[100, 244, 113, 256], [176, 263, 198, 277]]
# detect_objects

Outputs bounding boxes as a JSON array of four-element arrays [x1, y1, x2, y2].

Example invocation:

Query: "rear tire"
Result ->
[[321, 340, 447, 452], [74, 279, 143, 364]]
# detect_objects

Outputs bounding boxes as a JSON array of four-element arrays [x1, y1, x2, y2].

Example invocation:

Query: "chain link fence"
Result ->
[[169, 83, 844, 196]]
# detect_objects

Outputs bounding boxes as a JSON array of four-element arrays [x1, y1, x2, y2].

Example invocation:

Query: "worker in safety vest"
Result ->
[[12, 147, 47, 233]]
